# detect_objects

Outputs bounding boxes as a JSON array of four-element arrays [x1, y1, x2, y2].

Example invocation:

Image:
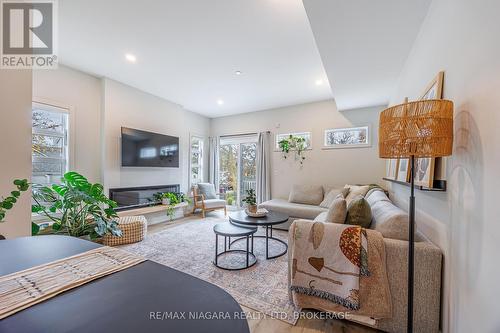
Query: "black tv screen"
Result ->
[[121, 127, 179, 167]]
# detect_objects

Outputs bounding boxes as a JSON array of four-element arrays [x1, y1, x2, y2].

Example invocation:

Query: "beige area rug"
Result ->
[[121, 216, 300, 324]]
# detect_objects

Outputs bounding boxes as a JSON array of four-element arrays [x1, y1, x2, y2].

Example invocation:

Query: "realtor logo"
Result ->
[[1, 0, 58, 69]]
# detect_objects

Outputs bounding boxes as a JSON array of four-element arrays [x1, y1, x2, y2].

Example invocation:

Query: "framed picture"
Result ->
[[386, 159, 398, 180], [323, 125, 371, 149], [275, 132, 312, 150], [420, 71, 444, 100], [414, 158, 435, 188], [396, 158, 410, 182]]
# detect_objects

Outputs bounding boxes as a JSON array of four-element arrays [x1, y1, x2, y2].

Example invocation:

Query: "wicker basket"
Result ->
[[102, 215, 147, 246]]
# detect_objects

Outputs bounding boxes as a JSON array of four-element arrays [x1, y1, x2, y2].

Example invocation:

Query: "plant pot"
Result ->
[[247, 204, 257, 214], [162, 198, 170, 205]]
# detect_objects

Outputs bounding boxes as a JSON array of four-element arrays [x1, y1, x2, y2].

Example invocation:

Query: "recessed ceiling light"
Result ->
[[217, 99, 224, 105], [125, 53, 137, 63], [235, 70, 242, 75], [315, 79, 324, 86]]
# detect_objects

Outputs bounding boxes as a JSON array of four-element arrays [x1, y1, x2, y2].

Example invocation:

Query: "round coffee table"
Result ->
[[213, 223, 257, 270], [228, 210, 289, 259]]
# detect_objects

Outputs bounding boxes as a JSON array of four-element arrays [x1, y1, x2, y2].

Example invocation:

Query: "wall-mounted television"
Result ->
[[121, 127, 179, 168]]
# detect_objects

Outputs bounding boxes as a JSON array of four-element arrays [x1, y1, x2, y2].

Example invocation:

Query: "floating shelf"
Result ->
[[383, 178, 447, 192]]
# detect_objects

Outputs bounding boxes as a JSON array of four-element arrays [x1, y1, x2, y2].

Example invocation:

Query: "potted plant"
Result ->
[[242, 188, 257, 213], [278, 135, 307, 165], [0, 179, 29, 223], [31, 172, 122, 240]]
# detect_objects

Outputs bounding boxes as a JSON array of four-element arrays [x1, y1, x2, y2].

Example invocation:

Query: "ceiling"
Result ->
[[303, 0, 432, 110], [58, 0, 332, 118]]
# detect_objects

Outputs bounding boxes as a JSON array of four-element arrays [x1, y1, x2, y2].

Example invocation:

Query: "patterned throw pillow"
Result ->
[[345, 195, 372, 228], [324, 194, 347, 224], [319, 187, 349, 208]]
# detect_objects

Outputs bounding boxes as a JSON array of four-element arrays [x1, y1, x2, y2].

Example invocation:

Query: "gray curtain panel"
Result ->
[[208, 136, 220, 192], [256, 132, 271, 203]]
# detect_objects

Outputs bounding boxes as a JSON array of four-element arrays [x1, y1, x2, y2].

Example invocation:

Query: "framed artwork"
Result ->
[[386, 159, 398, 180], [323, 125, 371, 149], [396, 158, 410, 182], [414, 158, 435, 188], [275, 132, 312, 150], [420, 71, 444, 100]]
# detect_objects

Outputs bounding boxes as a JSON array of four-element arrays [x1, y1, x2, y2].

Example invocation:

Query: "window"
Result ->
[[190, 135, 204, 186], [32, 103, 70, 185]]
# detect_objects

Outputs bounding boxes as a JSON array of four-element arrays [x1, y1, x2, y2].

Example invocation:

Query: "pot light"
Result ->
[[125, 53, 137, 63], [315, 79, 324, 86], [235, 70, 242, 75], [217, 99, 224, 105]]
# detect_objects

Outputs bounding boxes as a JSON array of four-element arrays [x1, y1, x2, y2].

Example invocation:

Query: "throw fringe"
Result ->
[[290, 285, 359, 310]]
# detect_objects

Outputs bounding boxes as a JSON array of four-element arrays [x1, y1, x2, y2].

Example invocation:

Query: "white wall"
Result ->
[[211, 100, 386, 198], [33, 65, 102, 183], [0, 70, 32, 238], [388, 0, 500, 331], [102, 78, 210, 194]]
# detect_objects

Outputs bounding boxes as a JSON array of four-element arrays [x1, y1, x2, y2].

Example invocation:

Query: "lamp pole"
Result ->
[[408, 155, 415, 333]]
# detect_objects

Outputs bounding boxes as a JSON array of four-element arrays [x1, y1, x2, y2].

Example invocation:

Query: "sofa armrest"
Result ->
[[377, 238, 442, 333]]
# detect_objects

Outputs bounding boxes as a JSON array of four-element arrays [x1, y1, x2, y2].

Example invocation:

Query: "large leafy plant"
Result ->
[[0, 179, 29, 222], [32, 172, 122, 239], [278, 135, 307, 165]]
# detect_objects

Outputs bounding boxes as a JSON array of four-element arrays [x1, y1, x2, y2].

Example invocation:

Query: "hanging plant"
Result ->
[[278, 135, 307, 165]]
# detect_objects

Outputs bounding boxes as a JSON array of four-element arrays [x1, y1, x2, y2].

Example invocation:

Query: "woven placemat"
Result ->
[[0, 246, 145, 319]]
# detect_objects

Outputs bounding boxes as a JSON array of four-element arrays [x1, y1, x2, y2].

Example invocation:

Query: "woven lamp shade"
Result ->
[[379, 99, 454, 158]]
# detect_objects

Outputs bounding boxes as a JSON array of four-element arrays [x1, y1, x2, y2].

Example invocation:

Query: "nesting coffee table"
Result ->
[[228, 210, 289, 259]]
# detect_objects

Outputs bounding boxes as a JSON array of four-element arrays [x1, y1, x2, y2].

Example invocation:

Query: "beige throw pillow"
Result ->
[[288, 184, 324, 206], [344, 184, 370, 204], [319, 188, 349, 208], [324, 195, 347, 224]]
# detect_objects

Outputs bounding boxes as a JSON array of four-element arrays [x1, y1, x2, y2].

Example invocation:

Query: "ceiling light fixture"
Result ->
[[315, 79, 324, 86], [217, 99, 224, 105], [235, 70, 242, 75], [125, 53, 137, 63]]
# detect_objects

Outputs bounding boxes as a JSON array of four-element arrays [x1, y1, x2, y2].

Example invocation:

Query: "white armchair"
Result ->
[[192, 183, 227, 218]]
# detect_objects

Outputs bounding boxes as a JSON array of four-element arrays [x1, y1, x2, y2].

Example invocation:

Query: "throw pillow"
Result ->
[[324, 195, 347, 224], [345, 195, 372, 228], [313, 212, 328, 222], [344, 184, 370, 204], [288, 184, 324, 206], [319, 187, 349, 208], [197, 183, 217, 199]]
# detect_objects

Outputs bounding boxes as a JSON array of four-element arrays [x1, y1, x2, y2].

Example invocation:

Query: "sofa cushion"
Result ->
[[288, 184, 324, 206], [259, 198, 327, 220], [344, 184, 370, 204], [313, 212, 328, 222], [370, 199, 409, 240], [319, 187, 349, 208], [203, 199, 226, 209], [345, 196, 372, 228], [366, 188, 391, 206], [325, 195, 347, 223], [197, 183, 217, 199]]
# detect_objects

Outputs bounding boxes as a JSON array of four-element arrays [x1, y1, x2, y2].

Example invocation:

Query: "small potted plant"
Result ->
[[242, 189, 257, 213]]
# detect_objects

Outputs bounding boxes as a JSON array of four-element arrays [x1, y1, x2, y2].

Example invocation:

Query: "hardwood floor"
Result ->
[[147, 212, 380, 333]]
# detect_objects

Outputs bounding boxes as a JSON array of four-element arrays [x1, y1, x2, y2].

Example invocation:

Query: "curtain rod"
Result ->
[[219, 131, 270, 138]]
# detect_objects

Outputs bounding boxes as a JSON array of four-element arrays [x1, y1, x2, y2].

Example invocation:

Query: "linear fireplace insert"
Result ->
[[109, 184, 180, 211]]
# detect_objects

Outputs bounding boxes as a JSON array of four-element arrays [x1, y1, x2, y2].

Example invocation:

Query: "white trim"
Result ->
[[322, 125, 371, 149]]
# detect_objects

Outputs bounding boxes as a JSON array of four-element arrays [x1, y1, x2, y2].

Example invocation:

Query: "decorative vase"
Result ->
[[248, 204, 257, 214], [162, 198, 170, 205]]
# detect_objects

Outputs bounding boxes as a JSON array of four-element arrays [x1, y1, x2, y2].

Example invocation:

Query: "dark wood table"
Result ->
[[229, 210, 289, 259], [0, 235, 249, 333]]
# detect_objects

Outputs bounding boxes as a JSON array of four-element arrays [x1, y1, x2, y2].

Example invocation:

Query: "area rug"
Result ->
[[121, 216, 300, 324]]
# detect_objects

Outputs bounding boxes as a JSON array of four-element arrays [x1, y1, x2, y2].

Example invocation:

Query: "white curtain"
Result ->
[[208, 136, 220, 191], [256, 131, 271, 203]]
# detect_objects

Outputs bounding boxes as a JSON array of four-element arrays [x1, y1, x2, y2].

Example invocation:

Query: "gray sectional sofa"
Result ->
[[260, 185, 443, 333]]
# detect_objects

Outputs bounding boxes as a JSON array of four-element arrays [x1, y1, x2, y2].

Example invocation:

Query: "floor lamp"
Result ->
[[379, 99, 454, 332]]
